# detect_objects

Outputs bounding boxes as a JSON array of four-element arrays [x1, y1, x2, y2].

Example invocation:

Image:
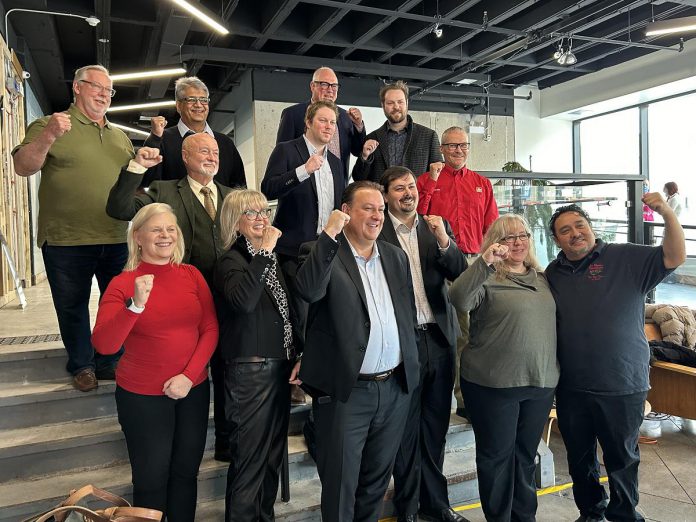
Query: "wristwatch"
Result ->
[[125, 297, 145, 313]]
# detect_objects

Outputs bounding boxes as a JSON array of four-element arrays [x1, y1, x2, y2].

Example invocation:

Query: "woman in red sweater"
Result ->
[[92, 203, 218, 522]]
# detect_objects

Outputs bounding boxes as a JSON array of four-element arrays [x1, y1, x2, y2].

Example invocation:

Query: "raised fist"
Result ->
[[133, 274, 154, 308], [150, 116, 167, 137], [429, 161, 445, 182], [361, 139, 379, 161]]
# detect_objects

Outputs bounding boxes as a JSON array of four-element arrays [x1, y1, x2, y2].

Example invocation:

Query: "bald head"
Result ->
[[181, 133, 220, 183], [310, 67, 339, 103]]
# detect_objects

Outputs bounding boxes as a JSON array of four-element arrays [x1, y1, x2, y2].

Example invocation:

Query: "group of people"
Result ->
[[11, 61, 687, 522]]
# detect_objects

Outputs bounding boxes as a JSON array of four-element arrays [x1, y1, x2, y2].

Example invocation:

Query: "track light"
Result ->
[[168, 0, 229, 35], [107, 100, 177, 112], [646, 15, 696, 36], [554, 37, 578, 66], [111, 67, 187, 82], [110, 123, 150, 137], [433, 23, 443, 38]]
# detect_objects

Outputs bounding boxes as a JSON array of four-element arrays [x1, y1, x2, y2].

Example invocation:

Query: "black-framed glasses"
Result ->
[[79, 79, 116, 97], [313, 81, 340, 90], [500, 233, 531, 244], [242, 208, 272, 220], [442, 142, 471, 151], [181, 96, 210, 105]]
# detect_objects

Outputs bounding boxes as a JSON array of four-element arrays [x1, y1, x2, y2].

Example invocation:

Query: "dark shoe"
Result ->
[[95, 366, 116, 380], [291, 383, 307, 405], [419, 507, 470, 522], [397, 515, 417, 522], [73, 369, 98, 392], [455, 407, 470, 420]]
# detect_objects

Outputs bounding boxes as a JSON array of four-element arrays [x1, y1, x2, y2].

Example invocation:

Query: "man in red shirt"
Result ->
[[416, 126, 498, 416]]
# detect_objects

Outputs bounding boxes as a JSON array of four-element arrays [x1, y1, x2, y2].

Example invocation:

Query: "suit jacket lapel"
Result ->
[[329, 155, 344, 208], [375, 124, 389, 168], [379, 215, 399, 248], [337, 234, 368, 312], [177, 178, 196, 228], [416, 217, 432, 273], [294, 138, 318, 199]]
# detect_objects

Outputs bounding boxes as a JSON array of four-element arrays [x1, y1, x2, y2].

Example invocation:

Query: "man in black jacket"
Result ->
[[141, 76, 246, 189], [380, 166, 468, 522], [352, 80, 442, 183], [276, 66, 365, 180], [296, 181, 420, 522]]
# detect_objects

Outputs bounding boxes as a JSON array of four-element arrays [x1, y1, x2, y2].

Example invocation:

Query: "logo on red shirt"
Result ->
[[476, 187, 482, 192]]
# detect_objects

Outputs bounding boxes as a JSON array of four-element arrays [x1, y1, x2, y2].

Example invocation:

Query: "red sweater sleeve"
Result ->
[[417, 173, 436, 214], [92, 272, 142, 355], [482, 179, 499, 235], [181, 268, 219, 383]]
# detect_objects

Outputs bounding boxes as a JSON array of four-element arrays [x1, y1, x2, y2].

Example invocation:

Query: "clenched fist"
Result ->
[[324, 210, 351, 239], [133, 274, 154, 308], [260, 225, 282, 252], [423, 215, 449, 248], [361, 139, 379, 161], [482, 243, 509, 265], [134, 147, 163, 169], [642, 192, 668, 215], [150, 116, 167, 137], [347, 107, 363, 128], [305, 153, 324, 175], [43, 112, 72, 141], [429, 161, 445, 182]]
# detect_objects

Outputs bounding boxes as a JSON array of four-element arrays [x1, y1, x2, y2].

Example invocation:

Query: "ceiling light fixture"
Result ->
[[646, 15, 696, 36], [167, 0, 229, 35], [431, 0, 443, 38], [110, 67, 187, 82], [111, 123, 150, 137], [4, 9, 99, 44], [554, 37, 578, 66], [107, 100, 177, 112]]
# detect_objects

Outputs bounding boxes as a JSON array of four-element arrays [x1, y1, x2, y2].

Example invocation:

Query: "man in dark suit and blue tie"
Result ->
[[276, 67, 366, 180], [380, 166, 469, 522], [295, 181, 420, 522]]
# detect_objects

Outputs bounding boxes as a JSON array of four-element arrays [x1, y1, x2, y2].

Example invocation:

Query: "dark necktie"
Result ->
[[200, 187, 216, 220]]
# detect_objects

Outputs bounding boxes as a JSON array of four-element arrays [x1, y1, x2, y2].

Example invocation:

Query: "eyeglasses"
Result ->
[[79, 79, 116, 97], [442, 142, 471, 151], [181, 96, 210, 105], [500, 233, 531, 244], [242, 208, 272, 220], [313, 81, 340, 91]]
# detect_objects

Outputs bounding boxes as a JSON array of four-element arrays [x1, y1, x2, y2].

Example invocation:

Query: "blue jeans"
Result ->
[[41, 243, 127, 375]]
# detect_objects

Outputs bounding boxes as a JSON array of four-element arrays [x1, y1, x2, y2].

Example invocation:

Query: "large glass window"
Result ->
[[579, 108, 640, 175]]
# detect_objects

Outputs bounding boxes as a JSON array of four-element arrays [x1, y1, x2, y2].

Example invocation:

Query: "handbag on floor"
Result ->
[[22, 484, 163, 522]]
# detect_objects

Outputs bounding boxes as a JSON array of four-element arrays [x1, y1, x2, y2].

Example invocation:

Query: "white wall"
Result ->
[[514, 86, 573, 173]]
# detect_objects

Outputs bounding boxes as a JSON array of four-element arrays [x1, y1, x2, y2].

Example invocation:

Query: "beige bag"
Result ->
[[22, 484, 163, 522]]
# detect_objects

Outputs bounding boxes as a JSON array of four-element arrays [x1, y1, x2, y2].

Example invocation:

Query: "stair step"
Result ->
[[0, 342, 68, 383]]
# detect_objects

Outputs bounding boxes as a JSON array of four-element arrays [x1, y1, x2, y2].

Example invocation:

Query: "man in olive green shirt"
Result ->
[[13, 64, 138, 392]]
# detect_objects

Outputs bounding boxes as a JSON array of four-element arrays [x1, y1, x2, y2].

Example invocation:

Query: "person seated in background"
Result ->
[[449, 214, 558, 522], [663, 181, 683, 217], [92, 203, 218, 522], [213, 189, 301, 522]]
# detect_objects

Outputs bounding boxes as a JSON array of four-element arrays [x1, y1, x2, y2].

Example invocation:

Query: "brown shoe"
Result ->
[[73, 369, 98, 392], [290, 384, 306, 405]]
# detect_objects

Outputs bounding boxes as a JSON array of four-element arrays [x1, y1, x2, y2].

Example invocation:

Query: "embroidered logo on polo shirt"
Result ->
[[476, 187, 482, 192], [587, 263, 604, 281]]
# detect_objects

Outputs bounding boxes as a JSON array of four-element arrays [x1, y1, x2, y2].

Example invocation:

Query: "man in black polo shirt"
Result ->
[[545, 194, 685, 522]]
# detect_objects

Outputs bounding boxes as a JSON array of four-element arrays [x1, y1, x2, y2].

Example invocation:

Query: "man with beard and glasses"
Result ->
[[276, 66, 366, 181], [416, 126, 498, 419], [546, 198, 685, 522], [106, 132, 235, 462], [379, 167, 468, 522], [351, 80, 441, 183]]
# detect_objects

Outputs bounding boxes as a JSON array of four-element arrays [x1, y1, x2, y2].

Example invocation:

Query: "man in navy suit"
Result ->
[[380, 166, 469, 522], [276, 67, 366, 180]]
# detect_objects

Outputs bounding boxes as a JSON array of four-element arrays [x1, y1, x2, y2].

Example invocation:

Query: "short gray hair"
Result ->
[[174, 76, 209, 100], [73, 65, 110, 82]]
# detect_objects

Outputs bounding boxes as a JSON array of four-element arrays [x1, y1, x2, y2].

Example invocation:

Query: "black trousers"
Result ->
[[115, 381, 210, 522], [556, 388, 647, 522], [462, 379, 555, 522], [210, 345, 231, 450], [224, 359, 291, 522], [313, 370, 411, 522], [393, 326, 455, 515]]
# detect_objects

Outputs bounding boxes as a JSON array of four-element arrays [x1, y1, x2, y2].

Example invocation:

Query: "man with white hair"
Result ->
[[143, 76, 246, 189], [13, 65, 134, 392], [276, 66, 366, 180]]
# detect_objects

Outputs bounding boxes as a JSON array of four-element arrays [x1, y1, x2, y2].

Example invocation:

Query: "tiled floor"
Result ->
[[3, 281, 696, 521]]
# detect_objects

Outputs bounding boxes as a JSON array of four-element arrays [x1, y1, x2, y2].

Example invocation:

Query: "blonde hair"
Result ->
[[481, 214, 541, 280], [220, 189, 270, 249], [125, 204, 185, 271], [74, 64, 110, 82]]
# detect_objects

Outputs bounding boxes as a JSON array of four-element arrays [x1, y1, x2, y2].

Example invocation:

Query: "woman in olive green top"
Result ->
[[449, 214, 558, 522]]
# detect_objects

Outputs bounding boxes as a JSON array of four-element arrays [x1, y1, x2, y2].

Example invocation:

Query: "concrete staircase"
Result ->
[[0, 339, 481, 521]]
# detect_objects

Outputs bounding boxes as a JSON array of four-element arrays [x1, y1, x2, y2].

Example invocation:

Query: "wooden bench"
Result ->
[[645, 323, 696, 420]]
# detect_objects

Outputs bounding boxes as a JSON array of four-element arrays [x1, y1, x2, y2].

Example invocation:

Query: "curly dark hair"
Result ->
[[548, 204, 592, 237]]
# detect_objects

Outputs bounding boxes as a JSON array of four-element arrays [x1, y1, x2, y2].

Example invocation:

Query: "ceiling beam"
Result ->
[[294, 0, 361, 54], [94, 0, 110, 69], [179, 45, 490, 83], [250, 0, 301, 51]]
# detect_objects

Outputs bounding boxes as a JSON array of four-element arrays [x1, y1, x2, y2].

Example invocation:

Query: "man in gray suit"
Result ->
[[351, 80, 442, 183], [106, 132, 233, 462]]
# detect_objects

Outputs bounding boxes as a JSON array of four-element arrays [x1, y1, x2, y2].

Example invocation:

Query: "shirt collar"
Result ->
[[177, 119, 214, 138], [187, 175, 216, 193], [555, 239, 605, 268], [388, 210, 418, 231], [68, 103, 112, 129], [345, 235, 380, 262], [302, 134, 328, 159]]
